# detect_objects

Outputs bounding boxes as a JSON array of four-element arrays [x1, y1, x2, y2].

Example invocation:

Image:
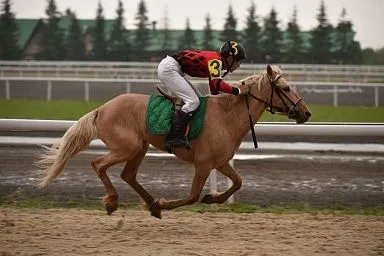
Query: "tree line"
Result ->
[[1, 0, 383, 64]]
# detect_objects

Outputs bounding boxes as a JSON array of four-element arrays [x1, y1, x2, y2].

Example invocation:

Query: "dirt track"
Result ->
[[1, 145, 384, 255], [1, 208, 383, 256], [1, 147, 384, 207]]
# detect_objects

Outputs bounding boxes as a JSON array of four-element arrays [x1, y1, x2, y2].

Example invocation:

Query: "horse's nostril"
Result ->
[[305, 111, 312, 117]]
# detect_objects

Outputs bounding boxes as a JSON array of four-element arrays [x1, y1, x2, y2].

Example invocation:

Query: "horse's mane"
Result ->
[[236, 65, 283, 90], [232, 72, 263, 92]]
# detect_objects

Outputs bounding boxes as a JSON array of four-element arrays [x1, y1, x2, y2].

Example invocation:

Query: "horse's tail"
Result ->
[[37, 109, 99, 188]]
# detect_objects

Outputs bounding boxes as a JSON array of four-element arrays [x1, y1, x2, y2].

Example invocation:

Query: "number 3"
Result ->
[[208, 59, 222, 79], [231, 42, 238, 55]]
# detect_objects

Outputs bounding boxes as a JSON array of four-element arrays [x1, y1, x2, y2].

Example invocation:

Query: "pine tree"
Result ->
[[92, 2, 107, 60], [108, 0, 130, 61], [0, 0, 20, 59], [309, 0, 334, 64], [260, 7, 283, 63], [161, 6, 172, 53], [65, 9, 84, 60], [221, 4, 238, 42], [178, 18, 196, 50], [242, 1, 262, 63], [334, 8, 361, 64], [201, 14, 214, 50], [362, 47, 384, 65], [39, 0, 65, 60], [283, 6, 306, 63], [133, 0, 150, 60]]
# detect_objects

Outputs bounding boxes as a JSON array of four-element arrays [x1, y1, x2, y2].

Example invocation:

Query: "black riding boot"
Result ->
[[165, 109, 192, 152]]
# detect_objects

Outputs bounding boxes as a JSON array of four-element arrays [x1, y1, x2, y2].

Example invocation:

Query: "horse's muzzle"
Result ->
[[290, 110, 311, 124]]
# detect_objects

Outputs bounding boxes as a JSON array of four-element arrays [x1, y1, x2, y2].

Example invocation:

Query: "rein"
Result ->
[[244, 74, 303, 149], [245, 95, 258, 148]]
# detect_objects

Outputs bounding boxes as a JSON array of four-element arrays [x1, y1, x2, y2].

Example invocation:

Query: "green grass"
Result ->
[[260, 104, 384, 122], [0, 99, 103, 120], [1, 199, 383, 216], [1, 99, 383, 122], [179, 202, 384, 216]]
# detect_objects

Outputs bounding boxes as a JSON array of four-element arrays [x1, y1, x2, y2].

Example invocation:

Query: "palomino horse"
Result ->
[[38, 64, 311, 219]]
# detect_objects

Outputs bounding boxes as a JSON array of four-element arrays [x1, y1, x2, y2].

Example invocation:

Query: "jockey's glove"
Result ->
[[237, 83, 249, 95]]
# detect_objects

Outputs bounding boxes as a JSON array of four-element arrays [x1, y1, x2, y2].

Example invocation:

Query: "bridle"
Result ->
[[247, 74, 302, 118], [244, 74, 302, 149]]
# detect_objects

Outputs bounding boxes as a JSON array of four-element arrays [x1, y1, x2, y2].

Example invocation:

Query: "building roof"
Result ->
[[16, 18, 226, 51], [16, 19, 40, 48], [16, 18, 116, 49], [147, 29, 223, 51], [57, 16, 115, 38], [16, 18, 312, 52]]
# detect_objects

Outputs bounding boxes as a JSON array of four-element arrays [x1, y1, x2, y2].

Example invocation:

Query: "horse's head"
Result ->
[[247, 64, 311, 124]]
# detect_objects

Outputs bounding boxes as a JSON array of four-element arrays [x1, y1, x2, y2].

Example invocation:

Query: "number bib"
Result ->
[[208, 59, 223, 80]]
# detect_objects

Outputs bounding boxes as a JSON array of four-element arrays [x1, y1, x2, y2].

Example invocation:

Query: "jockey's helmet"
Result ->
[[219, 41, 246, 61]]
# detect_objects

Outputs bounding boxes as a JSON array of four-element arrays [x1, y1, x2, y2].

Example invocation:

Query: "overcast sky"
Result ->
[[12, 0, 384, 49]]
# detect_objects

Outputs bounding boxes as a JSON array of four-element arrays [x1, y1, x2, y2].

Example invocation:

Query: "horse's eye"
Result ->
[[283, 87, 290, 92]]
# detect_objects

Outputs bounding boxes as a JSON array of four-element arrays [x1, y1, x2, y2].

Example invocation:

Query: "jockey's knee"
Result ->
[[183, 99, 200, 113]]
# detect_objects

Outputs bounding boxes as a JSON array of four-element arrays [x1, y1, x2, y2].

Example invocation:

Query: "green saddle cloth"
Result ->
[[147, 94, 208, 141]]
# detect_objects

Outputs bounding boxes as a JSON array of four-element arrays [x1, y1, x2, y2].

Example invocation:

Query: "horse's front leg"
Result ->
[[201, 162, 242, 204], [152, 166, 211, 213]]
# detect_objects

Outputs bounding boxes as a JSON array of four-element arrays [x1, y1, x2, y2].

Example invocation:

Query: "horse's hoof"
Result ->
[[150, 210, 162, 219], [106, 205, 117, 215], [201, 194, 214, 204], [149, 199, 162, 219]]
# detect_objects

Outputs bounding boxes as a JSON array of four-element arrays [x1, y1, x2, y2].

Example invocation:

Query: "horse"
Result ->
[[37, 64, 311, 219]]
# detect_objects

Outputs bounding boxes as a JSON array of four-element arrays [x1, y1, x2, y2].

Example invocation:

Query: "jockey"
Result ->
[[157, 40, 248, 151]]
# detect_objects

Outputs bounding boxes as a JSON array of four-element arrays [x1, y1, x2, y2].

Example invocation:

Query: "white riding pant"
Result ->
[[157, 55, 201, 113]]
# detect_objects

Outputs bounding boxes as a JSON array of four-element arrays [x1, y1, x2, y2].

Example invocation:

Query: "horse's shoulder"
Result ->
[[206, 94, 233, 104], [112, 93, 149, 102]]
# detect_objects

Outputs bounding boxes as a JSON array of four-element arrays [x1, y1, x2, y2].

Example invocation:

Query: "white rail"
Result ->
[[2, 76, 384, 86], [1, 61, 384, 71], [2, 66, 383, 77], [1, 76, 384, 85], [1, 119, 383, 136], [2, 76, 382, 107], [1, 61, 384, 85]]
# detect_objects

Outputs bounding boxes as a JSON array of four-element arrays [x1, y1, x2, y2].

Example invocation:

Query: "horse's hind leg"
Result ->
[[91, 151, 128, 215], [119, 144, 161, 218], [201, 162, 242, 204]]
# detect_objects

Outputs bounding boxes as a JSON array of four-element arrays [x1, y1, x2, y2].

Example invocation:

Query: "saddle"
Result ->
[[146, 88, 208, 141]]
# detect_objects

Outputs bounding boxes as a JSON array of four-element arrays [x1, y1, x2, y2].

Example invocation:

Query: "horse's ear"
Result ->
[[267, 64, 273, 77]]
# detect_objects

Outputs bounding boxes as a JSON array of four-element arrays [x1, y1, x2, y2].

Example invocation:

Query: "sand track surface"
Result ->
[[1, 208, 383, 256]]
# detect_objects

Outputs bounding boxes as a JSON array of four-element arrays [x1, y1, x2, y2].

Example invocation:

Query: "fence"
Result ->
[[1, 61, 384, 82], [1, 119, 384, 136], [1, 76, 384, 107]]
